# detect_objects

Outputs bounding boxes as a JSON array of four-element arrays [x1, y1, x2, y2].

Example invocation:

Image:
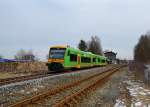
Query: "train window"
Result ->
[[67, 51, 70, 56], [81, 57, 84, 62], [102, 60, 105, 63], [86, 57, 91, 63], [93, 58, 96, 62], [98, 59, 100, 62], [81, 57, 91, 63], [70, 54, 77, 62]]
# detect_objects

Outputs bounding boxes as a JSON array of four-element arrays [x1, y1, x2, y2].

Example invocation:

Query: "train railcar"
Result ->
[[46, 45, 107, 71]]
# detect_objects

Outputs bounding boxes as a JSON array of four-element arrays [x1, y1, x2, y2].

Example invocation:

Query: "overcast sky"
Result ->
[[0, 0, 150, 60]]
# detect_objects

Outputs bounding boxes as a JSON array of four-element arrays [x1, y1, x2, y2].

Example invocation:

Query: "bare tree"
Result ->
[[78, 40, 88, 51], [88, 36, 103, 55], [14, 49, 25, 60], [46, 54, 49, 60], [0, 55, 3, 59], [14, 49, 36, 61], [134, 34, 150, 63]]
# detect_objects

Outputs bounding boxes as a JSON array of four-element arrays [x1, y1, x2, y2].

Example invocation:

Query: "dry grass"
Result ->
[[0, 72, 31, 79], [0, 62, 48, 73], [0, 73, 19, 79]]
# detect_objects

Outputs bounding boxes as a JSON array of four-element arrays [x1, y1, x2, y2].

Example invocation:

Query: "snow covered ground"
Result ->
[[124, 80, 150, 107], [114, 65, 150, 107], [115, 65, 150, 107]]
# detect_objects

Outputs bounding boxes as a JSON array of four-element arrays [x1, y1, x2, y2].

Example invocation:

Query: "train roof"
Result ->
[[49, 45, 107, 59], [50, 45, 68, 48]]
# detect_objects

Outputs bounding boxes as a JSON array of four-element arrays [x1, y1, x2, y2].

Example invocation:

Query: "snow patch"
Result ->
[[124, 78, 150, 106], [135, 102, 142, 106], [114, 99, 126, 107]]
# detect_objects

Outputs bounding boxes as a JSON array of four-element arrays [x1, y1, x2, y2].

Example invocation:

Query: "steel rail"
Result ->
[[8, 66, 126, 107], [0, 72, 51, 86], [0, 69, 79, 86], [53, 67, 123, 107], [0, 65, 114, 86]]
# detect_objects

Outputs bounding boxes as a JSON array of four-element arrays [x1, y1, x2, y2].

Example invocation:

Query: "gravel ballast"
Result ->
[[0, 66, 112, 107]]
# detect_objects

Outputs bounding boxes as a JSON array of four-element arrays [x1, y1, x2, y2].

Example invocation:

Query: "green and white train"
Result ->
[[46, 45, 107, 71]]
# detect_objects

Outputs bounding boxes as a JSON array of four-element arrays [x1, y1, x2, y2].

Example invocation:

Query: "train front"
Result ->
[[46, 46, 66, 71]]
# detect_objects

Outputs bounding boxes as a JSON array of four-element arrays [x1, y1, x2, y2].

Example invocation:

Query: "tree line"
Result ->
[[14, 36, 103, 61], [134, 32, 150, 63], [2, 32, 149, 63]]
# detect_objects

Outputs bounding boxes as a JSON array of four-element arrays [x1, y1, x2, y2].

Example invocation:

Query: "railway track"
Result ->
[[8, 65, 126, 107], [0, 72, 51, 86], [0, 70, 77, 86], [0, 65, 113, 86]]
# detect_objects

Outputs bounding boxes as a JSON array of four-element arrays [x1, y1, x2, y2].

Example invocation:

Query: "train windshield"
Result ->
[[49, 48, 66, 59]]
